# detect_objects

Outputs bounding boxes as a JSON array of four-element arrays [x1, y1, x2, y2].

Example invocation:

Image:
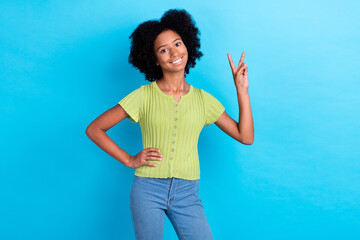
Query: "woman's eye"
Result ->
[[160, 49, 167, 53], [175, 42, 181, 46]]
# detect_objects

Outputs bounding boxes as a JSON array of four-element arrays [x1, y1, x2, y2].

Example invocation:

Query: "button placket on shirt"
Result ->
[[169, 103, 178, 167]]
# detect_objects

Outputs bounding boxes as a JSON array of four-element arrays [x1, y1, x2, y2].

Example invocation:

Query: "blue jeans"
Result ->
[[129, 176, 214, 240]]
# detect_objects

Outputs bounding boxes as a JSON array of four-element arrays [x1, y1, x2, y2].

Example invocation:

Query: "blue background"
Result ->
[[1, 0, 359, 239]]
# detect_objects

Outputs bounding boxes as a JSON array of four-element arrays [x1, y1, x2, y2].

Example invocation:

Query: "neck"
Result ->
[[157, 71, 188, 92]]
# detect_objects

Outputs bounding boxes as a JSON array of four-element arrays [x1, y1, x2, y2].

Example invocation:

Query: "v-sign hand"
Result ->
[[227, 51, 249, 91]]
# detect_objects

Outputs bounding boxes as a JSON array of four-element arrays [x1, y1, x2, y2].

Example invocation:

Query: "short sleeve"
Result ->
[[118, 86, 144, 123], [201, 89, 225, 126]]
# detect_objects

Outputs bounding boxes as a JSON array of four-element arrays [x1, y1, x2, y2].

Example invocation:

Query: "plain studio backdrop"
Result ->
[[1, 0, 359, 239]]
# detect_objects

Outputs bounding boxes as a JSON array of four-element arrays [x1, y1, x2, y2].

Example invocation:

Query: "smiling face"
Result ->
[[153, 29, 188, 75]]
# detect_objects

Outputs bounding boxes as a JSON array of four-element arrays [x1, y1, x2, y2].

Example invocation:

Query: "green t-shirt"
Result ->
[[118, 81, 225, 180]]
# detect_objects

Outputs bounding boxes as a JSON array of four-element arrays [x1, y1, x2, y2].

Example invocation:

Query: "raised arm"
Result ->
[[215, 51, 254, 145]]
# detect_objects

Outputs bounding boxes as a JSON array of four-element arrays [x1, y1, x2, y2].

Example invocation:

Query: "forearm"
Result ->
[[85, 127, 132, 167], [237, 88, 254, 144]]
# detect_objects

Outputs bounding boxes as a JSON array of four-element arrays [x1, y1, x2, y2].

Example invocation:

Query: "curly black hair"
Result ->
[[128, 9, 203, 82]]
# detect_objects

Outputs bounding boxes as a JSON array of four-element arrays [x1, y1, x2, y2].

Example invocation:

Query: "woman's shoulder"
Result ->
[[130, 81, 152, 93], [188, 84, 217, 102], [188, 83, 203, 95], [196, 86, 224, 104], [189, 83, 209, 94], [192, 85, 211, 98]]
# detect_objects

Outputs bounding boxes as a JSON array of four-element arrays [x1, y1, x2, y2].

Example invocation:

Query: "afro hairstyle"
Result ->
[[128, 9, 203, 82]]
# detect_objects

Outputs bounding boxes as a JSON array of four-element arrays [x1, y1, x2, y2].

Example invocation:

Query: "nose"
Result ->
[[169, 47, 178, 57]]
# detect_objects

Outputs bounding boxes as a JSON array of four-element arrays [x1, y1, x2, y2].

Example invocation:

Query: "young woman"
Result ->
[[86, 9, 254, 240]]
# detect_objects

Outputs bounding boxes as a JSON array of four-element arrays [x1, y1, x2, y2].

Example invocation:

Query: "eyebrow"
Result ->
[[156, 38, 181, 51]]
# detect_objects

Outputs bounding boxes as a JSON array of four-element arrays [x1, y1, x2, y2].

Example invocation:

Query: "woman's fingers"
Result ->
[[237, 51, 246, 68], [227, 53, 236, 73], [146, 162, 158, 167], [228, 52, 246, 75], [146, 148, 161, 158], [235, 63, 247, 77], [142, 147, 162, 167], [147, 152, 163, 161], [144, 156, 159, 167], [146, 147, 161, 153], [146, 148, 162, 159]]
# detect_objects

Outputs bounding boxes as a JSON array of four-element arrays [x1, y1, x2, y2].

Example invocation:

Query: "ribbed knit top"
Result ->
[[118, 81, 225, 180]]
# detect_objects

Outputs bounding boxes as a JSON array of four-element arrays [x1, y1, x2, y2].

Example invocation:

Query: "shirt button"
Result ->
[[174, 118, 177, 121], [172, 140, 175, 144], [171, 148, 174, 152], [175, 110, 178, 113], [173, 134, 176, 137], [174, 125, 177, 129], [170, 157, 173, 160]]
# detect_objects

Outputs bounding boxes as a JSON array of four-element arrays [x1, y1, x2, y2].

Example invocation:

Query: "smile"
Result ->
[[170, 56, 183, 65]]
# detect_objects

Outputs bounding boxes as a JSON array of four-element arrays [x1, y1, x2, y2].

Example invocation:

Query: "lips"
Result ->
[[170, 56, 183, 65]]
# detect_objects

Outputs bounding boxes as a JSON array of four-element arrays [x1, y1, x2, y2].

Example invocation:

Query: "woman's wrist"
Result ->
[[236, 86, 249, 95]]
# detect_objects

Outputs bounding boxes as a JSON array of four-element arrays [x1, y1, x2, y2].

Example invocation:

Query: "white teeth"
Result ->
[[171, 57, 182, 64]]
